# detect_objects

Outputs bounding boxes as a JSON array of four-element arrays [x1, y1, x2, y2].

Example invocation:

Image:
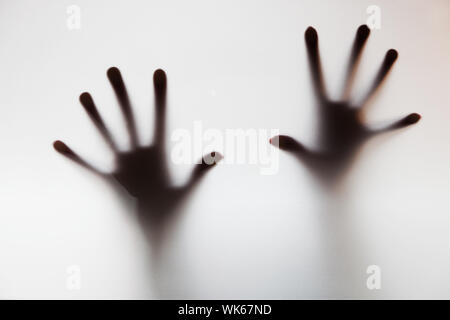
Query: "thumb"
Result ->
[[269, 135, 306, 153]]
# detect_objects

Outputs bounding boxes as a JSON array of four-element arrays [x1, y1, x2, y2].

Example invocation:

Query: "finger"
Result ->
[[269, 135, 307, 153], [53, 140, 106, 177], [360, 49, 398, 106], [107, 67, 139, 148], [152, 69, 167, 147], [342, 25, 371, 100], [368, 113, 421, 135], [305, 26, 327, 101], [79, 92, 119, 153], [185, 151, 223, 189]]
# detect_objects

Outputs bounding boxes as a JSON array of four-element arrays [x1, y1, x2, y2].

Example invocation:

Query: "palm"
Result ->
[[317, 100, 367, 155], [271, 25, 420, 182], [113, 146, 170, 199]]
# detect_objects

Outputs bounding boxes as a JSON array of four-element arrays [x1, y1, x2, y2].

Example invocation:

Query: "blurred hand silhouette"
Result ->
[[270, 25, 421, 182], [54, 67, 222, 227]]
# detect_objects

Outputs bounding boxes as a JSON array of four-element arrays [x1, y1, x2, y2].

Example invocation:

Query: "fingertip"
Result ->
[[154, 68, 166, 81], [386, 49, 398, 63], [107, 66, 121, 83], [202, 151, 223, 167], [79, 92, 92, 105], [153, 68, 167, 90], [271, 135, 305, 152], [405, 112, 421, 124], [305, 26, 318, 45], [211, 151, 223, 163], [53, 140, 71, 154], [269, 135, 279, 146], [357, 24, 370, 39]]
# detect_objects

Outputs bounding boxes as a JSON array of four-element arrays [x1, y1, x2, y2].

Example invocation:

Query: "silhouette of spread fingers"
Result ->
[[153, 69, 167, 147], [369, 113, 421, 135], [342, 25, 371, 100], [305, 26, 327, 101], [54, 67, 225, 226], [272, 26, 419, 183], [79, 92, 119, 153], [107, 67, 139, 148], [53, 140, 105, 176], [361, 49, 398, 106]]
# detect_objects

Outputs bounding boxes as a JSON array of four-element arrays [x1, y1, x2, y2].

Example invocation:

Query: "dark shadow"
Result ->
[[270, 25, 421, 186], [53, 67, 222, 296], [270, 25, 422, 298]]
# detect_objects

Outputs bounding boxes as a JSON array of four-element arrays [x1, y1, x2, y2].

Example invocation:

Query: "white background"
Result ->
[[0, 0, 449, 299]]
